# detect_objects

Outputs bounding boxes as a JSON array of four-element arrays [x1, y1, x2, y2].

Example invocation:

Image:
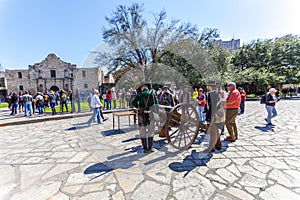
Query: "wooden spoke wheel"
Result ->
[[165, 103, 200, 149]]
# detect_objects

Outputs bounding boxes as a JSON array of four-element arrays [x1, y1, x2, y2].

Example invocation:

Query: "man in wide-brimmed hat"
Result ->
[[202, 80, 224, 153], [132, 82, 159, 153], [136, 82, 152, 93]]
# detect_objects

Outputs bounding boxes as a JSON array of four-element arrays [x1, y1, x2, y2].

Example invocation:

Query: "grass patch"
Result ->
[[0, 103, 8, 109], [246, 94, 257, 98], [44, 102, 91, 113]]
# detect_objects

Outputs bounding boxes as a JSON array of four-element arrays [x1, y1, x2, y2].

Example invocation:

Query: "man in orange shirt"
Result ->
[[224, 82, 241, 142]]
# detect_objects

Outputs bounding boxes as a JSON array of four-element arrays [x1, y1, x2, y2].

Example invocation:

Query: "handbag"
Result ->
[[146, 92, 160, 122]]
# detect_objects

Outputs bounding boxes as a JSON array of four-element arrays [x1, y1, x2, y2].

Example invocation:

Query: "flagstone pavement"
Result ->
[[0, 100, 299, 200]]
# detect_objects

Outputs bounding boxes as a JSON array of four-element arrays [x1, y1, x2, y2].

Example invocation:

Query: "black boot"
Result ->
[[141, 138, 147, 153], [147, 137, 154, 153]]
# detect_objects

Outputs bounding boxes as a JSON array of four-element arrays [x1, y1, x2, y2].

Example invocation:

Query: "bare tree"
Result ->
[[95, 3, 199, 81]]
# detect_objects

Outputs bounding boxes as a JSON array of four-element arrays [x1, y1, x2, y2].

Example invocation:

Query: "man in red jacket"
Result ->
[[224, 82, 241, 142]]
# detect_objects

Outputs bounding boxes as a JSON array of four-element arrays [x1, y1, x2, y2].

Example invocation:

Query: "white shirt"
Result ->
[[90, 94, 103, 108]]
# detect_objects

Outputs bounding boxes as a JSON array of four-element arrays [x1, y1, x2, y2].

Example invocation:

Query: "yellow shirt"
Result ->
[[192, 91, 198, 100]]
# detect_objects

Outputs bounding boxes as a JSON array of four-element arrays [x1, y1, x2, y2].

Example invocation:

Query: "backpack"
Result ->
[[160, 92, 170, 105], [260, 94, 266, 104], [49, 94, 56, 103], [61, 94, 67, 101]]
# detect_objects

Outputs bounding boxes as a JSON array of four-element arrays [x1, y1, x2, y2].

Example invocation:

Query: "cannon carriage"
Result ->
[[154, 103, 207, 150]]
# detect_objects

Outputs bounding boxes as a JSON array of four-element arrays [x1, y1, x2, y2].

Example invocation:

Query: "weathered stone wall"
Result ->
[[4, 54, 114, 96], [74, 68, 101, 92], [5, 69, 31, 93]]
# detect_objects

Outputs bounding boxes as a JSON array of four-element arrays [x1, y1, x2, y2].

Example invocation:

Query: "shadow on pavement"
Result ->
[[66, 123, 90, 130], [102, 127, 138, 136], [168, 137, 230, 177], [84, 136, 173, 179], [83, 144, 147, 179], [254, 125, 275, 132]]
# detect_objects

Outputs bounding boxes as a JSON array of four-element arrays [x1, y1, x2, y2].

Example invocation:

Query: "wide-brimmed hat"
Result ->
[[136, 82, 152, 92]]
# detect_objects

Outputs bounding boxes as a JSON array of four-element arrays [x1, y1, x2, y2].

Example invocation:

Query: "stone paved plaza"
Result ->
[[0, 100, 300, 200]]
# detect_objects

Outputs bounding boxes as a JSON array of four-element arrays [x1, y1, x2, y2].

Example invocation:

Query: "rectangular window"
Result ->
[[18, 72, 22, 79], [0, 77, 5, 87], [84, 84, 88, 89], [19, 85, 24, 91], [50, 70, 56, 78], [82, 70, 86, 77]]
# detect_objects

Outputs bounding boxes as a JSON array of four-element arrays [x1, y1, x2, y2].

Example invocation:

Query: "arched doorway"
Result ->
[[50, 85, 59, 92]]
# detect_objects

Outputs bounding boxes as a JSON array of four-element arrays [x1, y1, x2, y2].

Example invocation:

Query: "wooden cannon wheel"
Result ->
[[165, 103, 200, 149]]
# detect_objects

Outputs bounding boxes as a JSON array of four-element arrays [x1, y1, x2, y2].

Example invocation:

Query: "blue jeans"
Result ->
[[11, 102, 18, 115], [240, 101, 245, 114], [265, 105, 277, 124], [198, 106, 205, 123], [106, 99, 112, 110], [37, 104, 44, 114], [24, 102, 33, 116], [50, 102, 56, 114], [76, 100, 81, 112], [87, 107, 102, 124]]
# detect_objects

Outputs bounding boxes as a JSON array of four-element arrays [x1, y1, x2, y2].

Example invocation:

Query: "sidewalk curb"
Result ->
[[0, 109, 131, 127]]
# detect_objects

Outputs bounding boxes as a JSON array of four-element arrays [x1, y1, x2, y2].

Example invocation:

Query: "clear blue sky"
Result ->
[[0, 0, 299, 69]]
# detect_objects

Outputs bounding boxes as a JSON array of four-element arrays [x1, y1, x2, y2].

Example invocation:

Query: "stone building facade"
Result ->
[[213, 39, 240, 51], [2, 54, 114, 100]]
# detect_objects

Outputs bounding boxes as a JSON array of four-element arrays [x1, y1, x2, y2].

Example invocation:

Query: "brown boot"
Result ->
[[147, 137, 154, 153], [141, 138, 147, 153], [215, 138, 222, 150]]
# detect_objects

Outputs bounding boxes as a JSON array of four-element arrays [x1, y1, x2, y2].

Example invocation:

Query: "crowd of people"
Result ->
[[5, 88, 82, 116], [130, 81, 281, 154], [4, 82, 281, 154]]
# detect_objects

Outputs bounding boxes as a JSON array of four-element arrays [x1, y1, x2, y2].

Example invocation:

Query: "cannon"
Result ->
[[154, 103, 207, 150]]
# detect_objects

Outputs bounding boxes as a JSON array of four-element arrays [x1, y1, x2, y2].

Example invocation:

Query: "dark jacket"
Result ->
[[266, 93, 277, 106], [132, 88, 159, 126], [205, 90, 224, 124]]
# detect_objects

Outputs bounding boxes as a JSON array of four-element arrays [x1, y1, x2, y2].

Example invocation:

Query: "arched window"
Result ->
[[39, 84, 43, 92], [65, 83, 69, 91], [38, 70, 42, 78]]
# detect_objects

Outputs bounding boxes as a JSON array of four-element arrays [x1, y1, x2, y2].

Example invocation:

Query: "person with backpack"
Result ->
[[35, 92, 44, 115], [60, 90, 68, 113], [265, 88, 280, 126], [159, 86, 174, 107]]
